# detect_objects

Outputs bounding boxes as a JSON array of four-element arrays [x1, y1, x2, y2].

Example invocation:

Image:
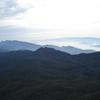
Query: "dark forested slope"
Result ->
[[0, 47, 100, 80], [0, 48, 100, 100]]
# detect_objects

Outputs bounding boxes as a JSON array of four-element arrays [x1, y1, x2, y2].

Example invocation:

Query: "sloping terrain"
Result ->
[[0, 48, 100, 100], [0, 47, 100, 80]]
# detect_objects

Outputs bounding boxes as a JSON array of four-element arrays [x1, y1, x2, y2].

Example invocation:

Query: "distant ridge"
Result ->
[[0, 40, 41, 51], [44, 45, 95, 54], [0, 40, 95, 54]]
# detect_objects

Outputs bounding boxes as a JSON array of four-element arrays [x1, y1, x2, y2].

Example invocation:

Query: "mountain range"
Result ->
[[0, 40, 95, 54], [0, 40, 40, 52], [0, 47, 100, 80], [0, 47, 100, 100]]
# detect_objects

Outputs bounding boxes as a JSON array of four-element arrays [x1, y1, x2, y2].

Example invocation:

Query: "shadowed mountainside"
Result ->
[[0, 47, 100, 80], [0, 47, 100, 100]]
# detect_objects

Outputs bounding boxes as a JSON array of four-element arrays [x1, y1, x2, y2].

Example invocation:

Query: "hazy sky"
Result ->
[[0, 0, 100, 50]]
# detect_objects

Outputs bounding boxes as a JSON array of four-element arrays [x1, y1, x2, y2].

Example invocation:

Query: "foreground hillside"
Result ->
[[0, 80, 100, 100], [0, 47, 100, 80], [0, 47, 100, 100]]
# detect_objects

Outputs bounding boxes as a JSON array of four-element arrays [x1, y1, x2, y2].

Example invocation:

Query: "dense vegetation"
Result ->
[[0, 47, 100, 100], [0, 47, 100, 80], [0, 80, 100, 100]]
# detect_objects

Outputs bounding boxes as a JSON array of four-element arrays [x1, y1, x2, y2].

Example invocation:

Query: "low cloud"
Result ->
[[42, 37, 100, 48], [0, 26, 31, 34], [92, 44, 100, 47]]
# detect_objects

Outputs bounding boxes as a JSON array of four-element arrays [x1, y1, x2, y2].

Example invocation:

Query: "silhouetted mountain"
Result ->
[[0, 40, 41, 52], [0, 47, 100, 100], [0, 47, 100, 80], [44, 45, 95, 54]]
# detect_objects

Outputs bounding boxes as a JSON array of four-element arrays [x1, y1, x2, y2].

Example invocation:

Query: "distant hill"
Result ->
[[0, 40, 41, 52], [44, 45, 95, 54], [0, 40, 95, 54], [0, 47, 100, 80]]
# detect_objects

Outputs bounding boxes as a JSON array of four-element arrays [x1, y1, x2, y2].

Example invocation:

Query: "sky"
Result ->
[[0, 0, 100, 50]]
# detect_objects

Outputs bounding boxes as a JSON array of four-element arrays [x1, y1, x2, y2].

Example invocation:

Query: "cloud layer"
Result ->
[[0, 0, 100, 51], [0, 0, 27, 18]]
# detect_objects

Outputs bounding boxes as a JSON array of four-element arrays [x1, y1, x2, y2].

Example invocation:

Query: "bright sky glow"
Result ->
[[0, 0, 100, 50]]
